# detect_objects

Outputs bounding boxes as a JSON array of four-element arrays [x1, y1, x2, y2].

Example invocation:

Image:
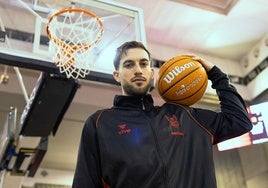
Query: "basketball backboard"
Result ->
[[0, 0, 146, 79]]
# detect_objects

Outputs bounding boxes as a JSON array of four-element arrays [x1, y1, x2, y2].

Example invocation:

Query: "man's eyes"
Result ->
[[123, 60, 149, 68]]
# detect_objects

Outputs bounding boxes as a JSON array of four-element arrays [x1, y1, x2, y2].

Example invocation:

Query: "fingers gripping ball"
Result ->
[[156, 56, 208, 106]]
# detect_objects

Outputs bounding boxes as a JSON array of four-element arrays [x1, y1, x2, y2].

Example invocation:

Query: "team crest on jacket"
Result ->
[[165, 114, 184, 136], [117, 123, 131, 135]]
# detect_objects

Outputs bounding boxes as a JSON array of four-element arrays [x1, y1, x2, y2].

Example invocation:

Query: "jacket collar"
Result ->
[[113, 94, 154, 111]]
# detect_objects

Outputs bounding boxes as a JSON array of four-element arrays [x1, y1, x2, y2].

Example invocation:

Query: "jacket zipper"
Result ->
[[148, 118, 168, 187], [141, 97, 145, 110], [141, 97, 168, 187]]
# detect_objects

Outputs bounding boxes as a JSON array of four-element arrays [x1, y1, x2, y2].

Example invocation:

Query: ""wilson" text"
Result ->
[[163, 62, 196, 84]]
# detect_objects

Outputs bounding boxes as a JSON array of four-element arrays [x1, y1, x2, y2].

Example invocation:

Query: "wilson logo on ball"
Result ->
[[163, 61, 196, 84]]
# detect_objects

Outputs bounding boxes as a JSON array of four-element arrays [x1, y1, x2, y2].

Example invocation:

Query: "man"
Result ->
[[72, 41, 252, 188]]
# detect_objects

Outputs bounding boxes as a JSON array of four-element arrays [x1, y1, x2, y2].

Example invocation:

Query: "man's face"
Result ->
[[113, 48, 154, 96]]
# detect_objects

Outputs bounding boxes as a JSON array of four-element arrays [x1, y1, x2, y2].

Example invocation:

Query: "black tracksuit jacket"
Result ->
[[72, 66, 252, 188]]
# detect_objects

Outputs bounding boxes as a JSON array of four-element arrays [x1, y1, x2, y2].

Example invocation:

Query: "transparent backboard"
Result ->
[[0, 0, 146, 75]]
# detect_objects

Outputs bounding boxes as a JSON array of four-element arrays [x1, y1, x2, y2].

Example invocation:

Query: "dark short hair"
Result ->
[[113, 41, 151, 70]]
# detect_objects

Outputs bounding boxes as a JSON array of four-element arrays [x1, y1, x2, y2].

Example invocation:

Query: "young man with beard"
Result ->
[[72, 41, 252, 188]]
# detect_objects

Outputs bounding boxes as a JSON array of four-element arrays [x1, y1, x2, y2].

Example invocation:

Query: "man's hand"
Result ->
[[179, 54, 215, 72]]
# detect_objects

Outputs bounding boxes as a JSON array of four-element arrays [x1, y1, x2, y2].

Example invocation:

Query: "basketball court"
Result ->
[[1, 0, 268, 188]]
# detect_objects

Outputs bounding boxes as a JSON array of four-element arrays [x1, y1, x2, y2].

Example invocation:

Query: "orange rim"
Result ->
[[46, 8, 104, 50]]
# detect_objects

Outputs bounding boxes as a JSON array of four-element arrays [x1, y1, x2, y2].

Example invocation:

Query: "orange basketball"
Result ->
[[156, 55, 208, 106]]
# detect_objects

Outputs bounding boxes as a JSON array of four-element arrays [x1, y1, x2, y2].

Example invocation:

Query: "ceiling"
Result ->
[[0, 0, 268, 186], [1, 0, 268, 61], [119, 0, 268, 61]]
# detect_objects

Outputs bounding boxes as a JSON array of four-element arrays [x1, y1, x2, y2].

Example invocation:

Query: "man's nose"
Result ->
[[134, 64, 142, 73]]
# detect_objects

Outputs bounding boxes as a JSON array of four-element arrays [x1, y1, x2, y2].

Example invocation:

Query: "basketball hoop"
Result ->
[[46, 8, 104, 79]]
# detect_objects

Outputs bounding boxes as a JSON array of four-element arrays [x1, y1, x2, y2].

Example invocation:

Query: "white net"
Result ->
[[47, 8, 104, 79]]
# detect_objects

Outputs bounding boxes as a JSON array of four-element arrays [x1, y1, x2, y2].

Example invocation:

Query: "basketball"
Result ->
[[156, 55, 208, 106]]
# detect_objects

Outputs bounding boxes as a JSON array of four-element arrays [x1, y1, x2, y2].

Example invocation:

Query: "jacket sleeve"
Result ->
[[72, 112, 103, 188], [191, 66, 253, 144]]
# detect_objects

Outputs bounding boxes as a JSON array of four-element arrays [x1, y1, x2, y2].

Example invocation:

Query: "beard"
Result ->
[[122, 81, 152, 96]]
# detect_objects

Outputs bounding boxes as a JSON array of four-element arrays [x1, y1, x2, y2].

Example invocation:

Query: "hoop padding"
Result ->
[[46, 8, 104, 79]]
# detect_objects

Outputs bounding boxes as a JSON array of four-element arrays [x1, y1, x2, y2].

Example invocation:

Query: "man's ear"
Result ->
[[113, 70, 120, 83], [151, 68, 155, 77]]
